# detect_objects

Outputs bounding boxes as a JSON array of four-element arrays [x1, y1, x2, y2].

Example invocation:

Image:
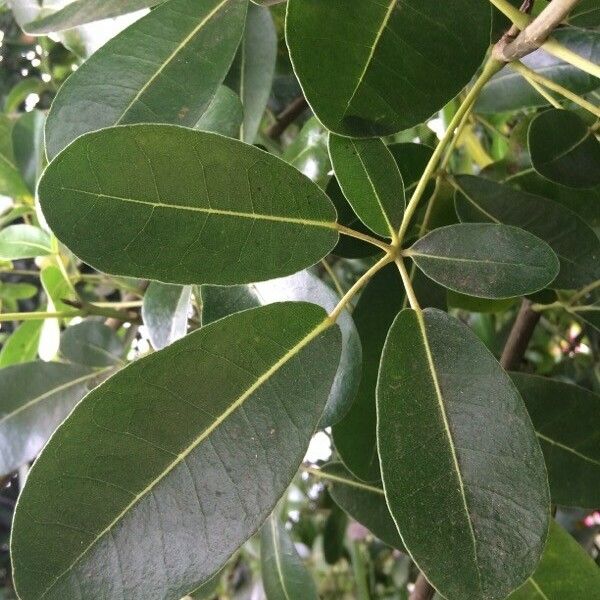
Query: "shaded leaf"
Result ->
[[261, 514, 319, 600], [194, 85, 243, 138], [529, 109, 600, 189], [0, 224, 52, 260], [511, 373, 600, 509], [378, 308, 550, 600], [38, 125, 338, 285], [319, 463, 404, 550], [509, 521, 600, 599], [323, 503, 348, 565], [60, 321, 125, 368], [283, 117, 330, 187], [408, 223, 559, 298], [0, 361, 101, 476], [286, 0, 490, 136], [12, 302, 341, 600], [329, 135, 404, 238], [12, 109, 45, 193], [44, 0, 248, 159], [454, 175, 600, 290], [142, 282, 191, 350], [0, 115, 29, 199]]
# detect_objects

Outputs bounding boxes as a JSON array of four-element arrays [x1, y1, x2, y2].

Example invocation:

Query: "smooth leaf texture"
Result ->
[[323, 504, 348, 565], [333, 264, 404, 482], [0, 224, 52, 260], [454, 175, 600, 290], [511, 373, 600, 509], [529, 109, 600, 189], [319, 463, 404, 550], [12, 109, 45, 193], [328, 135, 404, 238], [38, 125, 339, 285], [509, 521, 600, 600], [260, 515, 319, 600], [194, 85, 244, 138], [476, 28, 600, 113], [23, 0, 163, 33], [227, 3, 277, 143], [377, 308, 550, 600], [286, 0, 490, 137], [408, 223, 559, 299], [12, 302, 341, 600], [0, 115, 29, 198], [60, 320, 124, 367], [199, 270, 361, 427], [0, 361, 101, 476], [0, 320, 42, 367], [44, 0, 248, 159], [142, 282, 192, 350]]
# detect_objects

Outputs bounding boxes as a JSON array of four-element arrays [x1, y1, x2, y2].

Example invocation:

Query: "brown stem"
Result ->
[[267, 96, 309, 139], [500, 299, 541, 370], [410, 573, 436, 600]]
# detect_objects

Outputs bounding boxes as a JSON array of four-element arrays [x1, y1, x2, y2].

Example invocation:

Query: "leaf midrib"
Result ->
[[51, 185, 337, 230], [409, 250, 547, 270], [536, 432, 600, 467], [38, 316, 332, 599]]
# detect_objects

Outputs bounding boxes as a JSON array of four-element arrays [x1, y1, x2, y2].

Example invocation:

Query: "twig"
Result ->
[[267, 96, 309, 139], [410, 572, 436, 600], [500, 299, 541, 370]]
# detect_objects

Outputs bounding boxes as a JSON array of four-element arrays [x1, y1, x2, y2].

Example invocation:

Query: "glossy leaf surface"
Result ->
[[199, 270, 361, 427], [511, 373, 600, 509], [286, 0, 490, 137], [60, 321, 124, 367], [408, 223, 559, 299], [378, 308, 549, 600], [509, 521, 600, 600], [320, 463, 403, 550], [142, 282, 192, 350], [454, 175, 600, 290], [45, 0, 248, 159], [333, 264, 404, 481], [0, 361, 100, 476], [328, 135, 404, 238], [38, 125, 339, 285], [529, 109, 600, 189], [0, 224, 52, 260], [260, 515, 319, 600], [12, 302, 341, 600]]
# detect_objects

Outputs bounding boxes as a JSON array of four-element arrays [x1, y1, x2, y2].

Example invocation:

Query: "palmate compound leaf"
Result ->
[[38, 125, 339, 286], [407, 223, 559, 299], [11, 302, 342, 600], [511, 373, 600, 509], [44, 0, 248, 159], [377, 308, 550, 600], [286, 0, 490, 137], [260, 514, 319, 600]]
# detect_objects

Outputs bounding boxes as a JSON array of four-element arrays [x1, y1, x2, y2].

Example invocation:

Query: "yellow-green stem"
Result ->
[[395, 257, 421, 311]]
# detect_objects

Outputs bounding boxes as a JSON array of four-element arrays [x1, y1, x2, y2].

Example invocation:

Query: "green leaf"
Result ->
[[3, 78, 46, 113], [44, 0, 248, 159], [261, 514, 319, 600], [328, 135, 404, 238], [333, 264, 404, 482], [509, 521, 600, 599], [199, 270, 362, 427], [511, 373, 600, 509], [568, 0, 600, 28], [323, 504, 348, 565], [408, 223, 559, 299], [318, 463, 404, 550], [0, 224, 52, 260], [194, 85, 244, 138], [12, 109, 45, 193], [0, 281, 37, 301], [377, 308, 550, 600], [60, 321, 125, 368], [41, 264, 73, 313], [226, 3, 277, 143], [476, 28, 600, 113], [23, 0, 164, 34], [454, 175, 600, 290], [529, 109, 600, 189], [0, 115, 29, 199], [38, 125, 339, 285], [286, 0, 490, 137], [11, 302, 341, 600], [0, 320, 42, 367], [142, 282, 192, 350], [0, 361, 101, 476]]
